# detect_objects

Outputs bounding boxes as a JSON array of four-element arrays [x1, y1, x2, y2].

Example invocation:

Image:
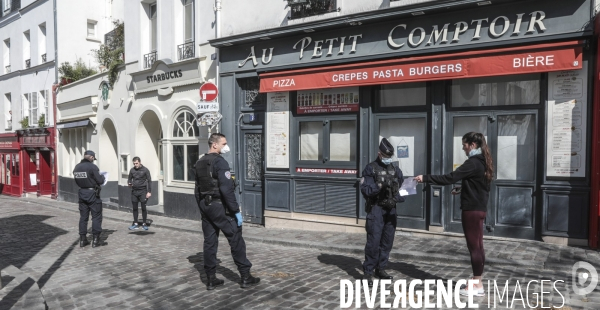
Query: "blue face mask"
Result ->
[[468, 148, 482, 157], [381, 157, 393, 165]]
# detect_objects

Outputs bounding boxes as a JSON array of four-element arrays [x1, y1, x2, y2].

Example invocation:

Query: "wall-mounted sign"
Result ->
[[296, 168, 357, 174], [131, 59, 202, 94], [146, 70, 183, 84], [546, 67, 587, 177], [197, 102, 219, 113], [98, 81, 111, 107], [296, 87, 359, 114], [219, 0, 591, 73], [198, 112, 222, 128], [199, 82, 218, 102], [262, 43, 581, 92], [266, 92, 290, 169]]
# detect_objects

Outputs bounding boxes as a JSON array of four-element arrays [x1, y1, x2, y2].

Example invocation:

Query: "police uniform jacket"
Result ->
[[360, 159, 405, 203], [73, 159, 105, 201], [128, 165, 152, 193], [195, 153, 240, 214]]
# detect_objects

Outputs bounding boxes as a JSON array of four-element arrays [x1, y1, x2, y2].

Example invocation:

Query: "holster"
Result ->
[[204, 195, 213, 206], [94, 186, 101, 198]]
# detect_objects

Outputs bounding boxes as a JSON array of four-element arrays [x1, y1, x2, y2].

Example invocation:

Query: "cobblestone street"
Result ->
[[1, 197, 600, 309]]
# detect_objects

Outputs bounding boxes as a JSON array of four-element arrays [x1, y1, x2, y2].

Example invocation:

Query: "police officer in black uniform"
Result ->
[[360, 138, 405, 286], [73, 150, 106, 248], [194, 133, 260, 290]]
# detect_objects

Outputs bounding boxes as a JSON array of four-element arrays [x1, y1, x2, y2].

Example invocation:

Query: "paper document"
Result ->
[[399, 178, 418, 196], [100, 171, 109, 186]]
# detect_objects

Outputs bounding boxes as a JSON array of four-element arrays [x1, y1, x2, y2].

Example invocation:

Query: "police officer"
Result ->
[[73, 150, 106, 248], [360, 138, 405, 286], [194, 133, 260, 290]]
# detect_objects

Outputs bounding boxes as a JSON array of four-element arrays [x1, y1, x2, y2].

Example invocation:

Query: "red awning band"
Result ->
[[260, 41, 583, 93]]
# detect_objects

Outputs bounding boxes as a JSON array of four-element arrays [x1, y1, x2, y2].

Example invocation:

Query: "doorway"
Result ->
[[39, 150, 52, 195], [444, 111, 538, 239]]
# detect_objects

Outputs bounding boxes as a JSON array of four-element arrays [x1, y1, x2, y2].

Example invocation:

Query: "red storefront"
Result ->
[[0, 133, 22, 197], [16, 128, 57, 198]]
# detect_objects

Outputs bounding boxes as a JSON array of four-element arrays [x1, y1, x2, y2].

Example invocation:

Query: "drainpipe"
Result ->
[[52, 0, 59, 199], [214, 0, 221, 134]]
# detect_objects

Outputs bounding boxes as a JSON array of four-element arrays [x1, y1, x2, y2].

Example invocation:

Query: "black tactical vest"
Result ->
[[368, 162, 400, 209], [195, 153, 220, 197]]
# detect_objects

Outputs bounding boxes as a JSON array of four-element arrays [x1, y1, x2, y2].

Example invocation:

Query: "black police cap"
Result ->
[[379, 138, 394, 157], [84, 150, 97, 159]]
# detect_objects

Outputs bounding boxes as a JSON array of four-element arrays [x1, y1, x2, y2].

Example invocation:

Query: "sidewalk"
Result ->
[[9, 196, 600, 272]]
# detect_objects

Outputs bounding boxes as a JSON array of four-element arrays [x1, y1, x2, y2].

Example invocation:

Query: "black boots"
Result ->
[[92, 235, 101, 248], [206, 274, 225, 290], [240, 273, 260, 288], [375, 269, 393, 280], [363, 273, 374, 287], [79, 235, 89, 247]]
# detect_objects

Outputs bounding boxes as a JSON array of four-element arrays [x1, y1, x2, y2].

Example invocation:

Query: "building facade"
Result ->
[[0, 0, 122, 198], [209, 0, 599, 246], [57, 0, 216, 220]]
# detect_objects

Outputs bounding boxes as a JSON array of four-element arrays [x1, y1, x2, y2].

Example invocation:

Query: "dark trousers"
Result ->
[[198, 200, 252, 276], [363, 205, 397, 274], [461, 210, 486, 276], [79, 197, 103, 236], [132, 191, 148, 224]]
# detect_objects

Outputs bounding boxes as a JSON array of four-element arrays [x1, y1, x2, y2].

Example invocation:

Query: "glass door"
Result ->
[[373, 114, 428, 230], [444, 111, 538, 239]]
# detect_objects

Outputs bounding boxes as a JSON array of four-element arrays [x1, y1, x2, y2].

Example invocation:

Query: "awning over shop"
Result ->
[[57, 119, 92, 129], [259, 41, 583, 93]]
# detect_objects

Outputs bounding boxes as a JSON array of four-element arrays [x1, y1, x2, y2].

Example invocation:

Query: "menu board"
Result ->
[[296, 87, 359, 114], [546, 68, 587, 177], [266, 92, 290, 169]]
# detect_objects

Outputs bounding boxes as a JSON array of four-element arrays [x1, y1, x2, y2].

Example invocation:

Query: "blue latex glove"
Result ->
[[235, 212, 243, 227]]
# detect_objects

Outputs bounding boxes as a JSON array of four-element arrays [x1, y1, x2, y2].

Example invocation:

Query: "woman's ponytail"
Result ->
[[462, 132, 494, 184]]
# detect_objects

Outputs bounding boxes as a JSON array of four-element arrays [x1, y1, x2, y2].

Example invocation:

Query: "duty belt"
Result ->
[[81, 188, 95, 190]]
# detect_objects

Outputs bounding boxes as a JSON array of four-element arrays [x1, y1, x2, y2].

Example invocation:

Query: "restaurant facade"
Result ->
[[210, 0, 597, 245]]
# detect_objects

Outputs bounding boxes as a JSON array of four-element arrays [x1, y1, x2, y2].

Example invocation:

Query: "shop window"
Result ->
[[497, 114, 536, 181], [379, 82, 427, 107], [239, 78, 265, 107], [298, 117, 357, 166], [451, 74, 541, 107], [172, 144, 199, 181], [5, 155, 10, 185], [171, 110, 200, 182]]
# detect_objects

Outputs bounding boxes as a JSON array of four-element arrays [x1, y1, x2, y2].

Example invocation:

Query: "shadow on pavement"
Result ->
[[0, 214, 68, 271], [187, 252, 240, 286], [317, 253, 448, 282], [0, 214, 70, 309], [127, 231, 156, 236], [317, 253, 363, 280]]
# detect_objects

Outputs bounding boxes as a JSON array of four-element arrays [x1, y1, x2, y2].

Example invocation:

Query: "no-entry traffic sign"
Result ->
[[199, 82, 218, 102]]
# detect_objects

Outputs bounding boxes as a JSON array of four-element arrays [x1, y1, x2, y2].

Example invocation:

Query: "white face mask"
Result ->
[[220, 145, 230, 154]]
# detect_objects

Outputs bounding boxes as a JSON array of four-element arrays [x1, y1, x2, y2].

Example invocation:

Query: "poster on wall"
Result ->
[[296, 87, 359, 114], [266, 92, 290, 169], [546, 68, 587, 177], [381, 136, 415, 176]]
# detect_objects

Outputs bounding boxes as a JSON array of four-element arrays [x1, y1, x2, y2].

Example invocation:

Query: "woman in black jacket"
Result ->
[[415, 132, 493, 297]]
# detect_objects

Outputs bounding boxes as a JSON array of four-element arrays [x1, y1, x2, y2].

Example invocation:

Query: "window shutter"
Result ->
[[22, 93, 28, 121], [45, 89, 49, 125]]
